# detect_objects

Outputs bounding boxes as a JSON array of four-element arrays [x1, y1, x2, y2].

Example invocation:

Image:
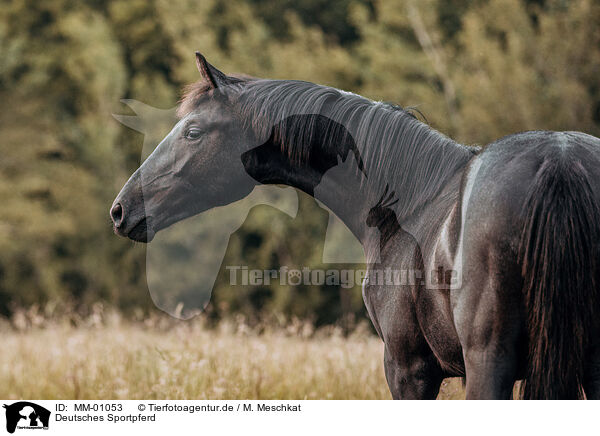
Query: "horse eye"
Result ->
[[185, 128, 202, 139]]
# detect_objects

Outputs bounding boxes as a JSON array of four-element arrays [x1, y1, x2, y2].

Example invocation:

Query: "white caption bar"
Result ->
[[0, 400, 596, 436]]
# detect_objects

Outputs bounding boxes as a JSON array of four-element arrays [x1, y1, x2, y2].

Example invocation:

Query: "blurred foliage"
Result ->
[[0, 0, 599, 324]]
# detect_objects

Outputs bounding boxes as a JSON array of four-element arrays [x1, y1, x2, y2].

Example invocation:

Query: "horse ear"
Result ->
[[195, 52, 229, 89]]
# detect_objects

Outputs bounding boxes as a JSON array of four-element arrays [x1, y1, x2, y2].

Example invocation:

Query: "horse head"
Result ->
[[111, 53, 258, 242]]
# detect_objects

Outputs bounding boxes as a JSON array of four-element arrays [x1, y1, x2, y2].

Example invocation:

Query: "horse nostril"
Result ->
[[111, 202, 124, 228]]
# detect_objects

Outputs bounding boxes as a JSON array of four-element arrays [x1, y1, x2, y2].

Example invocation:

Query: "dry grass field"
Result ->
[[0, 311, 465, 400]]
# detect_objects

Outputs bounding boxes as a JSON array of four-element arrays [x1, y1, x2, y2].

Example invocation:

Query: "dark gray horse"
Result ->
[[111, 53, 600, 399]]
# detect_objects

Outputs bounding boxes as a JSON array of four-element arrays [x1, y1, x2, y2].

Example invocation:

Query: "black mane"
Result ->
[[232, 79, 477, 220]]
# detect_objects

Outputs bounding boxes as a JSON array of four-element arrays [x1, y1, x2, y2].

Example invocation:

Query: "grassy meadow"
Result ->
[[0, 311, 465, 400]]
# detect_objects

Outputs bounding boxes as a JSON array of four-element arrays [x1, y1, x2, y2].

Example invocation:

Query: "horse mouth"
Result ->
[[128, 217, 155, 243]]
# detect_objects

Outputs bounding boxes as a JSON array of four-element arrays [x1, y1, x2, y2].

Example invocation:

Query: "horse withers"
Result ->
[[111, 52, 600, 399]]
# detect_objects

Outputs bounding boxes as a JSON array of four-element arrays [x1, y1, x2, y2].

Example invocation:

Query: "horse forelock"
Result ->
[[176, 74, 251, 118], [177, 80, 213, 118]]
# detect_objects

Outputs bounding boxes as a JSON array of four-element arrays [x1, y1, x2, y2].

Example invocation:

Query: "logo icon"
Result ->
[[3, 402, 50, 434]]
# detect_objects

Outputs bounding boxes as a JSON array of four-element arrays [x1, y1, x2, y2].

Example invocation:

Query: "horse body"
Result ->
[[111, 53, 600, 399]]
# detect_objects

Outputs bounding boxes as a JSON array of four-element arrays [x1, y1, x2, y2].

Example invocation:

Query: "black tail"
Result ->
[[519, 156, 600, 399]]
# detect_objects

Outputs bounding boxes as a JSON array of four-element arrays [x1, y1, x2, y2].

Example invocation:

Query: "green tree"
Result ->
[[453, 0, 600, 143], [0, 0, 134, 313]]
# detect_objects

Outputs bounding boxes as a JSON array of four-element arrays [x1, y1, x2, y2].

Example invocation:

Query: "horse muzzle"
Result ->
[[110, 200, 156, 243]]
